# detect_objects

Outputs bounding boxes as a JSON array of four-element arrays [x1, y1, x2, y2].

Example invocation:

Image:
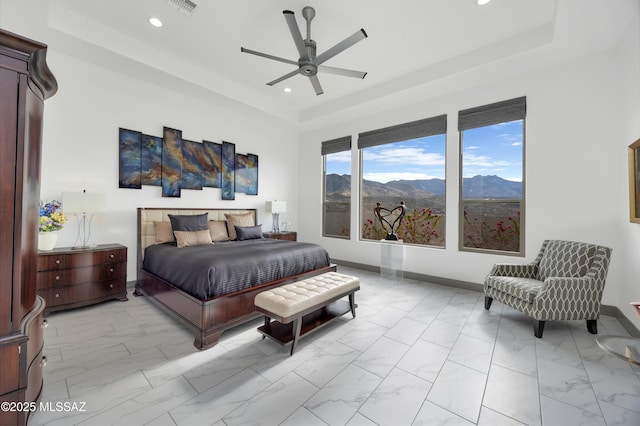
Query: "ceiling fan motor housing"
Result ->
[[300, 39, 318, 76]]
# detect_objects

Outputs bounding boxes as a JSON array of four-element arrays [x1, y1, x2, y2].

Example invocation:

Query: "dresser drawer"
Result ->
[[37, 262, 126, 289], [37, 254, 67, 271], [39, 280, 125, 308], [38, 288, 70, 307], [38, 246, 127, 271], [97, 248, 127, 263]]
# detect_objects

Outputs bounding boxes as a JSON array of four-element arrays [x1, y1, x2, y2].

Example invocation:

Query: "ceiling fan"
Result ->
[[241, 6, 368, 95]]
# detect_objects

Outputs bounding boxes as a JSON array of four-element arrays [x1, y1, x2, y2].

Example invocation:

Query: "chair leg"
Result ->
[[484, 296, 493, 310], [586, 319, 598, 334], [534, 320, 545, 338]]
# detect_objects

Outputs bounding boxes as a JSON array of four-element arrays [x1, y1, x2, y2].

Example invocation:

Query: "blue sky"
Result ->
[[326, 119, 523, 183]]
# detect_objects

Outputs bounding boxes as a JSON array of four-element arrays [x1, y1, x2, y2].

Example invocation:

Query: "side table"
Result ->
[[264, 231, 297, 241], [596, 335, 640, 365]]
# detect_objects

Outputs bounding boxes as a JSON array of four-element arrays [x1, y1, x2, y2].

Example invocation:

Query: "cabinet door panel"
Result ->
[[0, 66, 19, 335]]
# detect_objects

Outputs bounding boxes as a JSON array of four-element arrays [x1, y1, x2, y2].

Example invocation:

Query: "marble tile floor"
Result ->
[[29, 266, 640, 426]]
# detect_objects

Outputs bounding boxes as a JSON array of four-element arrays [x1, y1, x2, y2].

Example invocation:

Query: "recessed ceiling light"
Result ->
[[284, 87, 292, 93], [477, 0, 491, 5], [148, 17, 163, 28]]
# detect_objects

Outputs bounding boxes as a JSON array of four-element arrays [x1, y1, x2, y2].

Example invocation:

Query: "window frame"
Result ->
[[322, 136, 352, 239], [357, 115, 448, 247], [458, 97, 526, 256]]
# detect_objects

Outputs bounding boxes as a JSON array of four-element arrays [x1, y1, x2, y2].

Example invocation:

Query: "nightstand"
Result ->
[[36, 244, 128, 313], [264, 231, 297, 241]]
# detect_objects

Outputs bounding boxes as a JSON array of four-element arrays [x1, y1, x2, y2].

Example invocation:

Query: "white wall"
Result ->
[[299, 35, 640, 329]]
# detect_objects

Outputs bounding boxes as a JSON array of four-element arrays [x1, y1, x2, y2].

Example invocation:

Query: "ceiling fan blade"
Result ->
[[319, 65, 367, 79], [316, 29, 367, 65], [266, 68, 300, 86], [240, 48, 298, 66], [283, 10, 308, 59], [309, 75, 324, 95]]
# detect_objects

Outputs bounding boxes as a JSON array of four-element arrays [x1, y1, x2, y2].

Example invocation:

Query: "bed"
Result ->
[[134, 207, 335, 350]]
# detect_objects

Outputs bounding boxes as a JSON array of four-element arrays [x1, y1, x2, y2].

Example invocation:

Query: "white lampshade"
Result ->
[[265, 201, 286, 214], [63, 191, 106, 213]]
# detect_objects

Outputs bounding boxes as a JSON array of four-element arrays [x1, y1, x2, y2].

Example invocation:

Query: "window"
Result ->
[[358, 115, 447, 246], [459, 97, 526, 254], [322, 136, 352, 238]]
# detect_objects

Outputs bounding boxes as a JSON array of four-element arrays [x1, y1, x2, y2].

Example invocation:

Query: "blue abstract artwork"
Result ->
[[119, 128, 142, 189], [141, 134, 162, 186], [162, 127, 183, 198], [221, 141, 235, 200], [202, 140, 222, 188], [235, 153, 258, 195], [182, 139, 204, 190]]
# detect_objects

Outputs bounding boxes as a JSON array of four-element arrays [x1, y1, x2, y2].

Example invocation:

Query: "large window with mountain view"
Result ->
[[358, 115, 447, 246], [323, 136, 352, 238], [459, 97, 526, 254]]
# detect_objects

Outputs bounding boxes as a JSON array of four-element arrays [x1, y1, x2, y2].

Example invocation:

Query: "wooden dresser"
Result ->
[[0, 29, 57, 425], [37, 244, 128, 313]]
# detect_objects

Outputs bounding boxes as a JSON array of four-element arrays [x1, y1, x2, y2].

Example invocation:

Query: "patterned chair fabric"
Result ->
[[484, 240, 612, 337]]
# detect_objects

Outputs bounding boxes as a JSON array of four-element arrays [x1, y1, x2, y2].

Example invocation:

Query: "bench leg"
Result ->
[[290, 318, 302, 355], [349, 293, 357, 318], [263, 315, 271, 340]]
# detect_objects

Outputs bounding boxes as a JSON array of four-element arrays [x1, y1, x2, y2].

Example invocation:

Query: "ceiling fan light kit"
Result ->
[[241, 6, 368, 95]]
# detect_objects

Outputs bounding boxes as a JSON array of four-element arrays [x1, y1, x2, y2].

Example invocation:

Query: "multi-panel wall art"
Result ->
[[118, 127, 258, 199]]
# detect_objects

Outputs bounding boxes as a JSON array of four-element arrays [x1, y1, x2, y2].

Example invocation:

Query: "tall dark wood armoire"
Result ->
[[0, 29, 58, 425]]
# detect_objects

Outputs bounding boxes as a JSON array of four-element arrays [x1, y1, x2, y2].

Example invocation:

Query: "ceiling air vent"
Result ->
[[166, 0, 197, 16]]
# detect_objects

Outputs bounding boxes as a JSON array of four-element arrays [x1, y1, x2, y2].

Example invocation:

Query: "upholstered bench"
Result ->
[[254, 271, 360, 355]]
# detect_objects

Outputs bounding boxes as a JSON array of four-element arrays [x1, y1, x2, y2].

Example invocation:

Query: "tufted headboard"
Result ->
[[136, 207, 257, 272]]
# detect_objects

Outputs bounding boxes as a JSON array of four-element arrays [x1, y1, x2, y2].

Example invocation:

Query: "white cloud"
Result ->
[[326, 151, 351, 162], [364, 147, 445, 166], [363, 171, 441, 183], [463, 153, 511, 168]]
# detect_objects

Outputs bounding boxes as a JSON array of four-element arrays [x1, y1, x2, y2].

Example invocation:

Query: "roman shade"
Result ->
[[321, 136, 351, 155], [458, 96, 526, 131], [358, 114, 447, 149]]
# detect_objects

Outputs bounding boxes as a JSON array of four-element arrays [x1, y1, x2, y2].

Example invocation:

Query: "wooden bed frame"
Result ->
[[134, 207, 336, 350]]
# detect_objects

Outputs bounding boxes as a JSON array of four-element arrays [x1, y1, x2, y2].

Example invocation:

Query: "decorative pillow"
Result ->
[[168, 213, 208, 233], [225, 212, 255, 240], [235, 225, 264, 241], [154, 221, 174, 243], [174, 230, 213, 248], [208, 220, 229, 242]]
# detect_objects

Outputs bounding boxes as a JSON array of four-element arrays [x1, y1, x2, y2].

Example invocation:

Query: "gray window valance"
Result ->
[[321, 136, 352, 155], [358, 114, 447, 149], [458, 96, 526, 131]]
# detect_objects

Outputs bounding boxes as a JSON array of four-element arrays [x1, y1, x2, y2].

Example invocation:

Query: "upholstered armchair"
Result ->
[[484, 240, 612, 338]]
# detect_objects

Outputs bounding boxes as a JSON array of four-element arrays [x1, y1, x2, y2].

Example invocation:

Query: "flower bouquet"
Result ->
[[39, 200, 67, 232]]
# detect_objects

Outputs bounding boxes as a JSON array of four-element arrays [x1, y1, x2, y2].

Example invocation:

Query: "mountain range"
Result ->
[[326, 174, 522, 200]]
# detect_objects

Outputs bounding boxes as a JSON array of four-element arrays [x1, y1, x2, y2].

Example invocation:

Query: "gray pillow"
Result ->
[[235, 225, 264, 241], [168, 213, 208, 232]]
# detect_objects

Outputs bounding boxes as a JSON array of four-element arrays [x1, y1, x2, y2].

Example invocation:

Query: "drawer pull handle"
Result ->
[[55, 259, 61, 264], [55, 275, 61, 280], [42, 319, 49, 328], [109, 284, 114, 289], [110, 254, 115, 259], [55, 293, 60, 298], [40, 356, 47, 368], [110, 268, 115, 273]]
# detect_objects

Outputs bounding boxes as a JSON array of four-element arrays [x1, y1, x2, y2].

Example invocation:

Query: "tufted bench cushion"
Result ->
[[254, 271, 360, 354], [255, 272, 360, 319]]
